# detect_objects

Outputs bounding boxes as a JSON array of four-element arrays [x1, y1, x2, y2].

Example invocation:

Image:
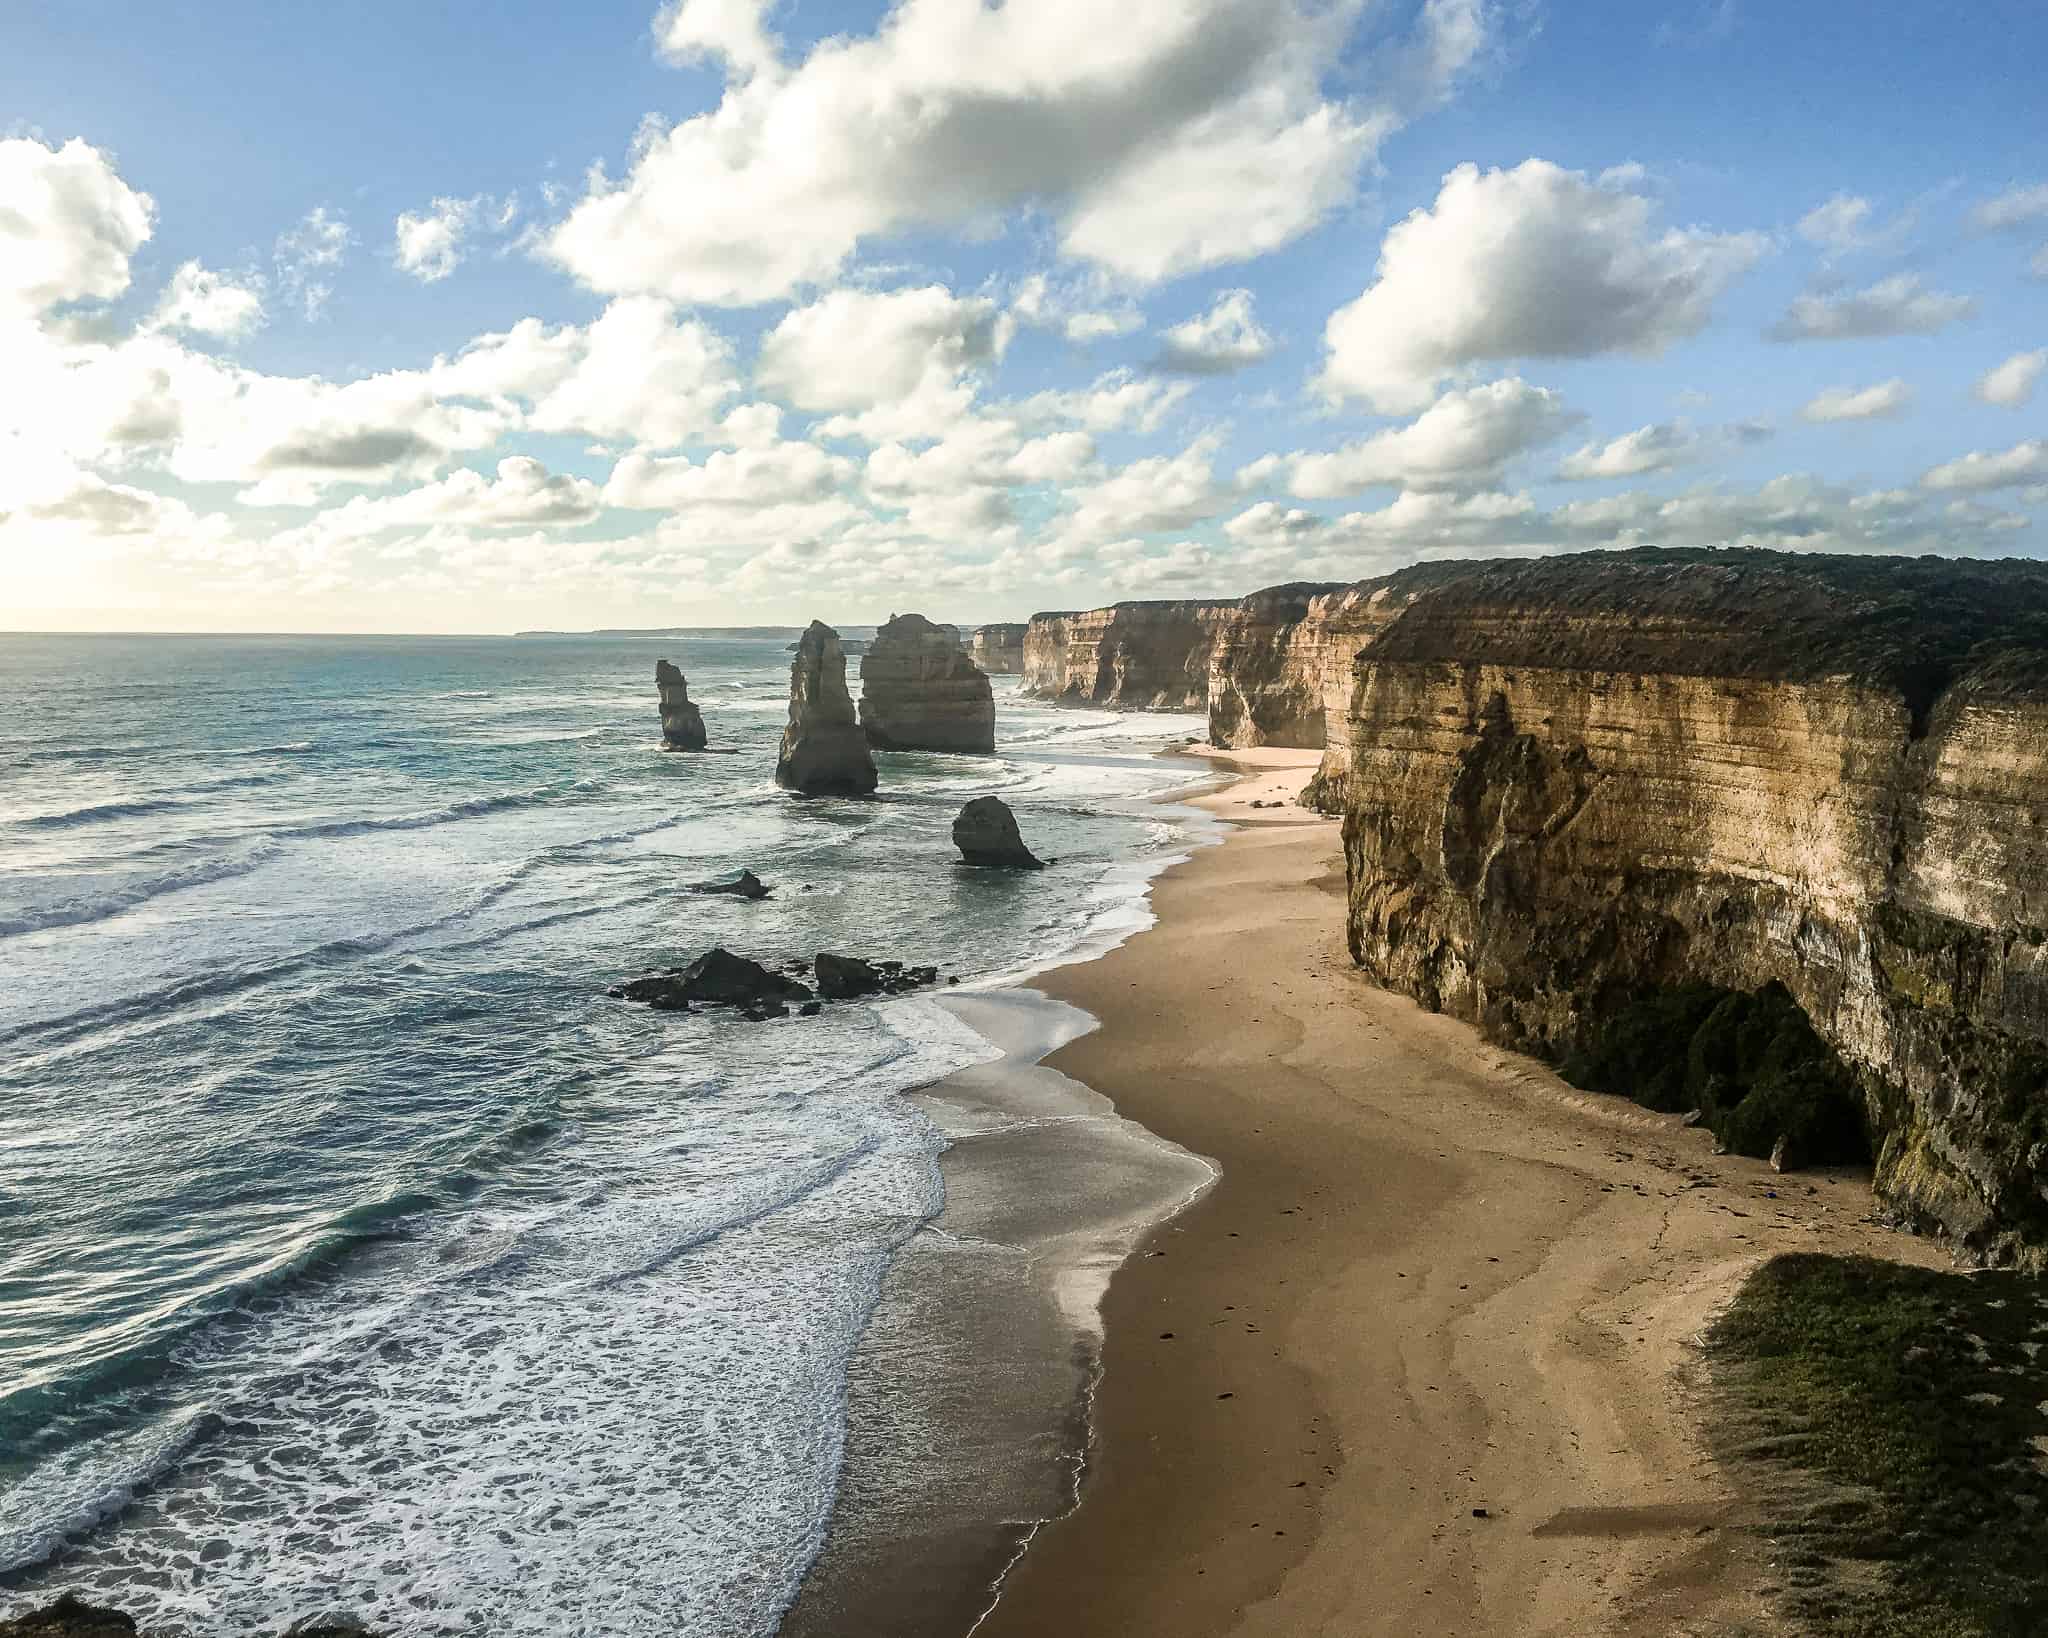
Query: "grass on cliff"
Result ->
[[1560, 981, 1869, 1167], [1708, 1254, 2048, 1637]]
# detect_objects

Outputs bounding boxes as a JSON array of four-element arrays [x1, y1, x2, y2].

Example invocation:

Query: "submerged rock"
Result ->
[[776, 621, 878, 796], [655, 659, 707, 751], [815, 953, 941, 999], [952, 796, 1044, 869], [0, 1600, 139, 1637], [858, 612, 996, 754], [689, 869, 772, 900]]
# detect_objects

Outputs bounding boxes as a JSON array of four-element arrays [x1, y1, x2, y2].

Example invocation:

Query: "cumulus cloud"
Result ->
[[523, 297, 739, 448], [394, 196, 479, 282], [0, 136, 155, 316], [1969, 182, 2048, 234], [1557, 421, 1704, 480], [283, 457, 604, 539], [1053, 437, 1227, 546], [1254, 378, 1579, 497], [1016, 369, 1194, 435], [756, 285, 1002, 416], [1921, 440, 2048, 493], [1154, 289, 1276, 374], [1766, 274, 1975, 342], [274, 206, 351, 320], [547, 0, 1495, 305], [1009, 274, 1143, 345], [606, 438, 855, 508], [1320, 159, 1766, 412], [1975, 350, 2045, 408], [146, 261, 264, 340], [1800, 378, 1912, 422], [656, 0, 781, 79], [1796, 193, 1871, 254]]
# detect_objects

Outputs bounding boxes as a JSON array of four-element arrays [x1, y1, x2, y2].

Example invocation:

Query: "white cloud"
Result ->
[[0, 136, 155, 316], [1969, 182, 2048, 233], [283, 457, 604, 539], [1766, 273, 1975, 342], [1975, 350, 2046, 408], [1263, 378, 1578, 497], [1155, 289, 1276, 374], [1009, 274, 1143, 345], [1017, 369, 1194, 435], [1053, 436, 1226, 545], [1796, 193, 1871, 254], [1557, 421, 1703, 479], [1800, 378, 1913, 422], [1321, 158, 1766, 412], [274, 206, 351, 320], [146, 261, 264, 340], [547, 0, 1494, 305], [656, 0, 781, 79], [756, 284, 1002, 431], [395, 196, 479, 282], [606, 438, 854, 508], [1921, 440, 2048, 493], [525, 296, 739, 448]]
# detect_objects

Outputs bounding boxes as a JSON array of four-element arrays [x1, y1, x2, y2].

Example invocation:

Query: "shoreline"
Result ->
[[962, 748, 1943, 1637]]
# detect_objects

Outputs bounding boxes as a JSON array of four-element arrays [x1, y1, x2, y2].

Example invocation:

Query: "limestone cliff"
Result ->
[[967, 623, 1027, 675], [776, 621, 878, 796], [858, 613, 996, 753], [1334, 548, 2048, 1264], [1021, 600, 1237, 709], [655, 659, 707, 750]]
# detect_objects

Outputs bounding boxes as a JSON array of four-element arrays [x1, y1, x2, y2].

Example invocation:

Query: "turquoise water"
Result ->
[[0, 634, 1204, 1636]]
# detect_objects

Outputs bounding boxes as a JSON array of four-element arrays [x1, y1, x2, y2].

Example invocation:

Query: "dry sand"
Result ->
[[973, 748, 1941, 1638]]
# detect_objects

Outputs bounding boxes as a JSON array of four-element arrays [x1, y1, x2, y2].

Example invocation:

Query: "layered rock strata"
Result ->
[[858, 612, 996, 753], [776, 621, 878, 795], [967, 623, 1027, 675], [655, 658, 707, 750], [1021, 600, 1237, 709], [1334, 547, 2048, 1264]]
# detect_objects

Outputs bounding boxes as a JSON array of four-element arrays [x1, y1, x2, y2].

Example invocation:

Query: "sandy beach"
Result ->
[[967, 749, 1943, 1638]]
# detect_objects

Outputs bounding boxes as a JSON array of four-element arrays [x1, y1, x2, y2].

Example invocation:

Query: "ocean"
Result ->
[[0, 633, 1213, 1636]]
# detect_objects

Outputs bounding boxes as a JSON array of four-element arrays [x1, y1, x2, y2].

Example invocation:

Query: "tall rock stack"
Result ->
[[858, 612, 997, 754], [775, 621, 879, 795], [655, 659, 707, 750]]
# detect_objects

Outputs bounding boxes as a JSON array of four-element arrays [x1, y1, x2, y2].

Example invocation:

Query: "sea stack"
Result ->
[[859, 612, 997, 754], [952, 796, 1043, 868], [656, 659, 707, 750], [775, 621, 879, 796]]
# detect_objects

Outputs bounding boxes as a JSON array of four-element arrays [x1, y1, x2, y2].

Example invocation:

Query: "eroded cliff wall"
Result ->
[[1336, 549, 2048, 1263], [968, 623, 1027, 675], [1021, 600, 1237, 709]]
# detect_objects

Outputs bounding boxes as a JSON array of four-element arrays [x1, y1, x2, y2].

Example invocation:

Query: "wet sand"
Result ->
[[966, 749, 1941, 1638]]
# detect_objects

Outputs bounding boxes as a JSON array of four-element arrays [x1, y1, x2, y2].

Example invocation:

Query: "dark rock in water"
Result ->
[[776, 621, 878, 796], [0, 1598, 140, 1637], [690, 869, 771, 900], [617, 948, 811, 1010], [953, 796, 1044, 868], [738, 999, 789, 1022], [814, 953, 941, 1000], [816, 952, 883, 999], [799, 1000, 822, 1017], [859, 612, 996, 754], [656, 659, 708, 751]]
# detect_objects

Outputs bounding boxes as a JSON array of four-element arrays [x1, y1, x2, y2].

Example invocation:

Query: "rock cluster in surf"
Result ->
[[0, 1597, 378, 1637], [610, 946, 946, 1021]]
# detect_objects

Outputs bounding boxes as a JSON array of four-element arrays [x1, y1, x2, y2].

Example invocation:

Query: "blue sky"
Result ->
[[3, 0, 2044, 631]]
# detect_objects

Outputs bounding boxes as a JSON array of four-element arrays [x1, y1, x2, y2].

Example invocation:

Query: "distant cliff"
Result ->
[[1332, 548, 2048, 1265], [1021, 601, 1238, 710], [967, 623, 1028, 675]]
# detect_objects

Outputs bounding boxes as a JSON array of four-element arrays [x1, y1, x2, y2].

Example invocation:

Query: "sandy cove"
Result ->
[[973, 748, 1942, 1638]]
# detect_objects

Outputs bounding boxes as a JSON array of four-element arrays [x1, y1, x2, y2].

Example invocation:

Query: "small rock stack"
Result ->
[[655, 659, 707, 751]]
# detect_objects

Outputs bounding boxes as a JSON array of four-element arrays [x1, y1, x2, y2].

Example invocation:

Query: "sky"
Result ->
[[2, 0, 2044, 633]]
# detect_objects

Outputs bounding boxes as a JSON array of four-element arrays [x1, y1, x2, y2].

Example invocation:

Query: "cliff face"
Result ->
[[776, 621, 879, 796], [1021, 600, 1237, 709], [1204, 583, 1347, 750], [858, 613, 996, 753], [967, 623, 1027, 675], [1336, 549, 2048, 1264]]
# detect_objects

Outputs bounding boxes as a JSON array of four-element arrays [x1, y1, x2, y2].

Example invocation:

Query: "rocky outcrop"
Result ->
[[814, 953, 941, 999], [655, 659, 707, 750], [858, 613, 996, 753], [776, 621, 878, 796], [1334, 547, 2048, 1264], [689, 869, 771, 900], [953, 796, 1044, 868], [1022, 600, 1238, 709], [968, 623, 1028, 675], [0, 1600, 373, 1637]]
